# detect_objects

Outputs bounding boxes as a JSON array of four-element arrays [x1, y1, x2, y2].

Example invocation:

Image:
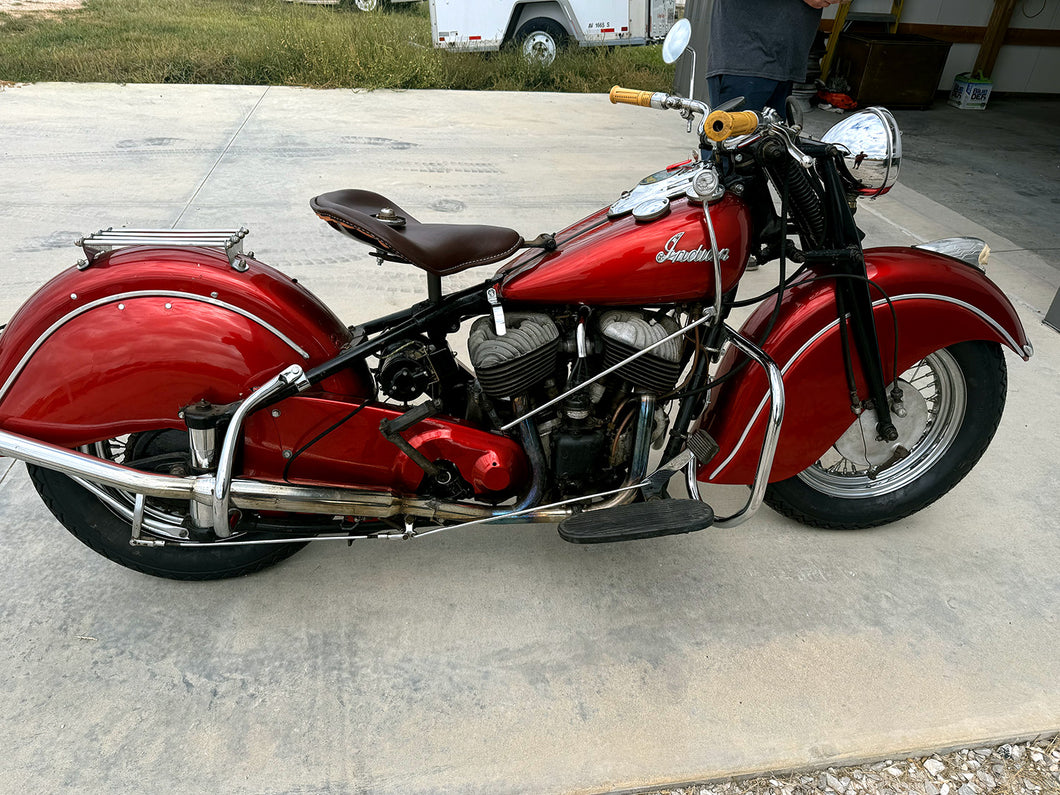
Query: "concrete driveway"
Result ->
[[0, 83, 1057, 794]]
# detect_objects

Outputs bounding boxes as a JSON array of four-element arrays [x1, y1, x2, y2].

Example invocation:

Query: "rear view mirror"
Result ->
[[662, 19, 691, 65]]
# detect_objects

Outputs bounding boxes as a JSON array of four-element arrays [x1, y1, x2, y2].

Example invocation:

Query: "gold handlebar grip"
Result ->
[[609, 86, 656, 107], [705, 110, 760, 142]]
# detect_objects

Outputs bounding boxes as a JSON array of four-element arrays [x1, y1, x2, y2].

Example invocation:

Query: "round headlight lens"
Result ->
[[821, 107, 902, 198]]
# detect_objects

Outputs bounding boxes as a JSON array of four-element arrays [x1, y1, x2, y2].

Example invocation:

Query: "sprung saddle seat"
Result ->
[[311, 189, 524, 277]]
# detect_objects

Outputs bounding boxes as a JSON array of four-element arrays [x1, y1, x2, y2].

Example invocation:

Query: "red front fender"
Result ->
[[701, 246, 1031, 485], [0, 247, 367, 448]]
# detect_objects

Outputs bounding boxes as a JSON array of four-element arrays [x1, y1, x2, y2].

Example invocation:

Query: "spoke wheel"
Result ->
[[88, 430, 201, 541], [29, 429, 307, 580], [765, 341, 1007, 529], [799, 351, 964, 498]]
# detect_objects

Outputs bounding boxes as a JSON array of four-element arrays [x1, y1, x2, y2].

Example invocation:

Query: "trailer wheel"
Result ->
[[351, 0, 387, 11], [515, 18, 568, 66]]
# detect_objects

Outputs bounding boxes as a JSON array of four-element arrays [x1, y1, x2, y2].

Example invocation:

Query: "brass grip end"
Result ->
[[705, 110, 759, 142], [609, 85, 655, 108]]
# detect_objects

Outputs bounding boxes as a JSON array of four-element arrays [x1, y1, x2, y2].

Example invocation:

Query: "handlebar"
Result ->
[[609, 86, 769, 143], [609, 85, 709, 117], [609, 86, 820, 165]]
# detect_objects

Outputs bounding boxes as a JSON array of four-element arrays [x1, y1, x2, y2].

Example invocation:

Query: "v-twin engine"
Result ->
[[468, 309, 683, 494], [468, 310, 682, 399]]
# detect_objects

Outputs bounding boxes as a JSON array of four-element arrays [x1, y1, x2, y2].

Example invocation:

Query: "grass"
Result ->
[[0, 0, 675, 91]]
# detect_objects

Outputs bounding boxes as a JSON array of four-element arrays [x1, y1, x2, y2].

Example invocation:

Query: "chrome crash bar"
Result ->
[[0, 331, 770, 543], [686, 326, 785, 527]]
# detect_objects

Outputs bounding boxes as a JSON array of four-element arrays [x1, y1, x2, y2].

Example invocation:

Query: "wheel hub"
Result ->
[[833, 378, 929, 468], [522, 33, 557, 65]]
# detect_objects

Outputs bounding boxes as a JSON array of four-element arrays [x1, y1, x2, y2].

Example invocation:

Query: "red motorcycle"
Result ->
[[0, 64, 1031, 580]]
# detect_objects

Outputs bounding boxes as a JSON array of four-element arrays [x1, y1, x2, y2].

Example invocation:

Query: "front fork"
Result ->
[[834, 257, 899, 441], [816, 155, 899, 441], [668, 153, 897, 502]]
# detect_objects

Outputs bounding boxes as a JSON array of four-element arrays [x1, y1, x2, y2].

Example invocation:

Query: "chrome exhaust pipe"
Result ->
[[0, 427, 563, 526], [0, 428, 194, 500]]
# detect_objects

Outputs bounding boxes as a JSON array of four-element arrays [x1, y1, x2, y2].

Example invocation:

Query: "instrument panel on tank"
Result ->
[[608, 160, 721, 221]]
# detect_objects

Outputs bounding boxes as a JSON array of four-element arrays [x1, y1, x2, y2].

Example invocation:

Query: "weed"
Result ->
[[0, 0, 676, 92]]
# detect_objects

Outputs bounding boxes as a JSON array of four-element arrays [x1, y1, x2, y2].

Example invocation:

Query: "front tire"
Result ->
[[765, 341, 1007, 529], [29, 430, 306, 580]]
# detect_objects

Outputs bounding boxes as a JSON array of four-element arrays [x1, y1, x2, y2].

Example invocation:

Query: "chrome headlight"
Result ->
[[821, 107, 902, 198]]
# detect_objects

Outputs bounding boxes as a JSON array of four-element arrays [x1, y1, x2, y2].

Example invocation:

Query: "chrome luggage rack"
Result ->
[[76, 227, 250, 270]]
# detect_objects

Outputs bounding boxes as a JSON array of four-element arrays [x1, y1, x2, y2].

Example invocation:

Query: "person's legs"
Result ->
[[706, 74, 788, 272], [707, 75, 792, 115]]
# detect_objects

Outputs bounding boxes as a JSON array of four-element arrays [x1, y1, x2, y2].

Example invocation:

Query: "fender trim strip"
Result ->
[[0, 290, 310, 406], [707, 292, 1024, 481]]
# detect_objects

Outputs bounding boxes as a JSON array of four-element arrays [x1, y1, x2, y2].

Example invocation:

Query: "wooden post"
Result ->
[[819, 3, 852, 81], [971, 0, 1018, 79]]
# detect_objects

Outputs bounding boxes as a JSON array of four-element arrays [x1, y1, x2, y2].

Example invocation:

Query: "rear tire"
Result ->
[[764, 341, 1007, 529], [28, 430, 306, 580]]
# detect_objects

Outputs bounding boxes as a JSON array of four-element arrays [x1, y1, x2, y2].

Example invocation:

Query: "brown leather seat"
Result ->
[[311, 189, 524, 277]]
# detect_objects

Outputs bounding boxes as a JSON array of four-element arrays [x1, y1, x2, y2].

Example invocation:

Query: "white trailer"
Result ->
[[430, 0, 676, 65]]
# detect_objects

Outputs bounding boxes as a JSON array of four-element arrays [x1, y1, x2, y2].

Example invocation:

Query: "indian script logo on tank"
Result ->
[[656, 233, 730, 264]]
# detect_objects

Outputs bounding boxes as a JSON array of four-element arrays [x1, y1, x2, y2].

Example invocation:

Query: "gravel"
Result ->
[[644, 736, 1060, 795]]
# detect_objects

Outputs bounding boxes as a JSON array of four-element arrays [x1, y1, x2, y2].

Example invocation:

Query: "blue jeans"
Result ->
[[707, 75, 793, 115]]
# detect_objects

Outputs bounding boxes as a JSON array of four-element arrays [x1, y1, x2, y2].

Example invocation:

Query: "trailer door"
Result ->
[[431, 0, 510, 51], [572, 0, 635, 43]]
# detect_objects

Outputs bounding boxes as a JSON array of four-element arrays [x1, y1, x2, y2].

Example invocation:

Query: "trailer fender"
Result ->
[[506, 1, 575, 43]]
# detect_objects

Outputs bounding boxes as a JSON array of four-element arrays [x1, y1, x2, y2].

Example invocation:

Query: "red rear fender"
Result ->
[[701, 247, 1031, 485], [0, 247, 368, 447]]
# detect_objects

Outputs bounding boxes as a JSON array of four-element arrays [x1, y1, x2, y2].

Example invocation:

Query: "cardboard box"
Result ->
[[949, 73, 993, 110]]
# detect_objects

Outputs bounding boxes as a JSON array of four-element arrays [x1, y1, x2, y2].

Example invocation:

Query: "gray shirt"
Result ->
[[706, 0, 822, 83]]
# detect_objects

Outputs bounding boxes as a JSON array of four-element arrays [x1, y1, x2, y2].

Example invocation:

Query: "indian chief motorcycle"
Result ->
[[0, 23, 1031, 579]]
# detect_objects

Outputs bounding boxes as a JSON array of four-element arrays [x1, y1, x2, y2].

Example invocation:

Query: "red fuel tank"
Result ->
[[497, 193, 752, 306]]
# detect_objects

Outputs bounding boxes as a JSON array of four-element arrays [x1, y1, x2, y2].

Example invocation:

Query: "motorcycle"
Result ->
[[0, 25, 1031, 580]]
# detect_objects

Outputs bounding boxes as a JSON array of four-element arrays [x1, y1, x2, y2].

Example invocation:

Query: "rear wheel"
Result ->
[[765, 341, 1007, 529], [515, 18, 568, 66], [29, 429, 307, 580]]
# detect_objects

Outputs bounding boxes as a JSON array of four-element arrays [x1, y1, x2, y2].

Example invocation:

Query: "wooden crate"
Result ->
[[832, 33, 952, 110]]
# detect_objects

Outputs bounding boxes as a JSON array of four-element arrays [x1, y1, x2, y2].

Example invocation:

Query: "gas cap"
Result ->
[[632, 197, 671, 222]]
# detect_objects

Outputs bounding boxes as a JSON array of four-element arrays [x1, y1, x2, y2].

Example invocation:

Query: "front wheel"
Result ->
[[29, 429, 307, 580], [765, 341, 1008, 529]]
